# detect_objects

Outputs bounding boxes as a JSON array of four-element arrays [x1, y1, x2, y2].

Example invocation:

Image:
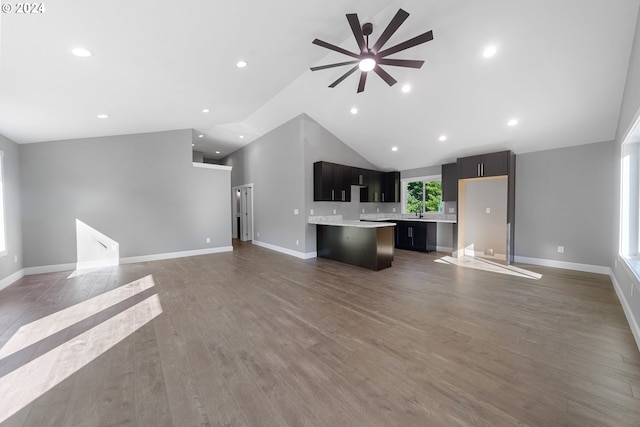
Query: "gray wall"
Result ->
[[463, 178, 508, 258], [302, 115, 399, 252], [225, 116, 306, 252], [20, 129, 231, 268], [515, 141, 615, 266], [612, 6, 640, 345], [224, 113, 398, 255], [0, 134, 23, 281]]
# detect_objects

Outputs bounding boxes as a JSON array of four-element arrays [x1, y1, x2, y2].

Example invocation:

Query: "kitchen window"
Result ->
[[401, 175, 442, 214]]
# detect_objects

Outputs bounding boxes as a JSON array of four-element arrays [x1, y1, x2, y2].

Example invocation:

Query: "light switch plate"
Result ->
[[294, 209, 299, 215], [485, 208, 491, 214], [333, 209, 336, 214], [377, 208, 379, 212], [310, 209, 314, 215], [557, 246, 564, 253], [362, 209, 365, 213], [392, 208, 396, 213], [449, 208, 454, 213], [206, 237, 211, 243]]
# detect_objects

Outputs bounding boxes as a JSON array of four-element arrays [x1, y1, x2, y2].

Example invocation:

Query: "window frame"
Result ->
[[400, 174, 442, 214], [0, 150, 6, 256], [620, 114, 640, 280]]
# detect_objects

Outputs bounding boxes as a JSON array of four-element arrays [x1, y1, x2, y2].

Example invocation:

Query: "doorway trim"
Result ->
[[232, 183, 254, 241]]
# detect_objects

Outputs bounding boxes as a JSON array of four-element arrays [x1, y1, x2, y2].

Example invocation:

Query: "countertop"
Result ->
[[360, 213, 457, 223], [308, 215, 395, 228]]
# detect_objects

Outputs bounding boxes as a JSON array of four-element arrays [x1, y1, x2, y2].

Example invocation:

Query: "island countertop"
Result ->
[[308, 215, 395, 228]]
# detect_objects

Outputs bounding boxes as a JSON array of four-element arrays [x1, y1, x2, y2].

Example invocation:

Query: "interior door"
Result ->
[[240, 187, 253, 241]]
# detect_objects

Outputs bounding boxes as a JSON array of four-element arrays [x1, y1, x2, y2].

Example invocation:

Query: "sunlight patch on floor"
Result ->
[[0, 276, 162, 423], [436, 256, 542, 280]]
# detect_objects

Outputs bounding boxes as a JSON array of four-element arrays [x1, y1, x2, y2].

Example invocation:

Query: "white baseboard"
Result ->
[[252, 240, 317, 259], [514, 256, 610, 275], [610, 272, 640, 352], [0, 269, 25, 291], [21, 246, 234, 276], [436, 246, 453, 253], [24, 263, 77, 275], [120, 246, 233, 264]]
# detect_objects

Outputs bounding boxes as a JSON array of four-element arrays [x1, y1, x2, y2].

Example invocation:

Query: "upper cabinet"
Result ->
[[441, 162, 457, 202], [457, 151, 510, 179], [313, 161, 351, 202], [383, 171, 400, 203], [314, 161, 400, 203]]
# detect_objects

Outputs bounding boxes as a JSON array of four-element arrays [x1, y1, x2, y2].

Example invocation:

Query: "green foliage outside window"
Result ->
[[406, 180, 442, 213]]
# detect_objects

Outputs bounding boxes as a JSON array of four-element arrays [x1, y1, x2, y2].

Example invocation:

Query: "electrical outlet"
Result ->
[[293, 209, 299, 215], [333, 209, 336, 214], [485, 207, 491, 214], [377, 208, 379, 213], [14, 255, 17, 263], [206, 237, 211, 244], [310, 209, 314, 215], [362, 209, 365, 213], [557, 246, 564, 253], [392, 208, 396, 213], [296, 240, 299, 246], [257, 232, 260, 238], [449, 208, 455, 213]]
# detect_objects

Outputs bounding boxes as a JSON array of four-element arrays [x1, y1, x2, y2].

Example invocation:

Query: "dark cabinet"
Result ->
[[441, 163, 457, 202], [457, 151, 509, 179], [314, 161, 400, 203], [395, 221, 436, 252], [382, 172, 400, 203], [360, 169, 383, 202], [313, 161, 351, 202]]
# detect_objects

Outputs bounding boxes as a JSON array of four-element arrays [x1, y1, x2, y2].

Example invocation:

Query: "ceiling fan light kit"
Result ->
[[311, 8, 433, 93]]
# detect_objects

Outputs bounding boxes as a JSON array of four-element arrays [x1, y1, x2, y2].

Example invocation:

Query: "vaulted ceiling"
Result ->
[[1, 0, 638, 170]]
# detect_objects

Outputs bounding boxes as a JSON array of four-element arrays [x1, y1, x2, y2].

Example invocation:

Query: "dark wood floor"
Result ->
[[1, 241, 639, 426]]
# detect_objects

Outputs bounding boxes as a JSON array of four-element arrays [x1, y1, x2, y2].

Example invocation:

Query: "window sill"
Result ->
[[621, 255, 640, 284]]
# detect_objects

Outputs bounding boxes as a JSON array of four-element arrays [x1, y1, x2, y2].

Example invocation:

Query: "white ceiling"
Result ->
[[1, 0, 639, 170]]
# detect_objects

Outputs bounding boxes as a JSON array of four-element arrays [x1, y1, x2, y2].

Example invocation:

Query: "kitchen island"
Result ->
[[309, 216, 395, 271]]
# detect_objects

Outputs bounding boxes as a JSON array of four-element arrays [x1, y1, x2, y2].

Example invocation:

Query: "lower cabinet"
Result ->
[[395, 221, 437, 252]]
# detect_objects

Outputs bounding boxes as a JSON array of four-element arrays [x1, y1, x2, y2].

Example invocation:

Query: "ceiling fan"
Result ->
[[311, 9, 433, 93]]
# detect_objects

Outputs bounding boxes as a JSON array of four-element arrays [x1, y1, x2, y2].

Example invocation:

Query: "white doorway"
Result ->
[[232, 184, 254, 241]]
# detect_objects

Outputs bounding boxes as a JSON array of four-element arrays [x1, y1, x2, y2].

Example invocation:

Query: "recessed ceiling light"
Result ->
[[216, 151, 221, 154], [96, 114, 108, 119], [391, 146, 398, 152], [439, 135, 447, 142], [202, 108, 210, 113], [72, 48, 92, 57], [350, 107, 358, 115], [483, 46, 497, 58], [508, 119, 519, 126], [401, 84, 411, 93], [239, 135, 244, 139], [236, 60, 248, 68], [198, 134, 204, 138]]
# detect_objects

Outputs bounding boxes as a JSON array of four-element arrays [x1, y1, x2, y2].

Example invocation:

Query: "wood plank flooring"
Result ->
[[1, 241, 639, 426]]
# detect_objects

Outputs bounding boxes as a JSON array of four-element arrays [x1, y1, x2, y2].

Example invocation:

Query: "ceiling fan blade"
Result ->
[[357, 72, 367, 93], [373, 65, 397, 87], [329, 65, 359, 88], [378, 30, 434, 58], [346, 13, 367, 53], [310, 60, 359, 71], [312, 39, 361, 59], [378, 58, 425, 69], [371, 9, 410, 53]]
